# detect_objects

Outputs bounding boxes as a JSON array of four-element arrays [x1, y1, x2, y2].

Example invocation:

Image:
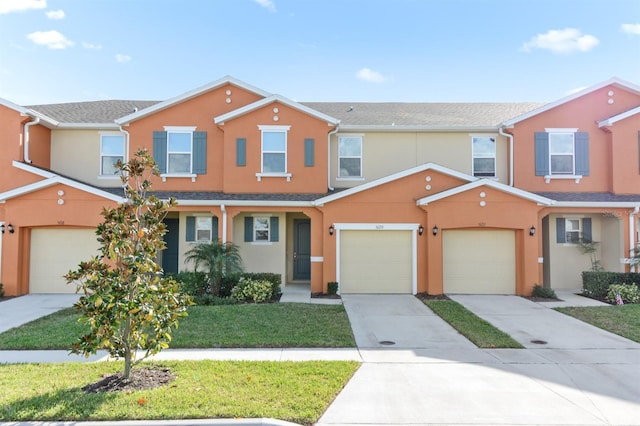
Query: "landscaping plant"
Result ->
[[184, 239, 244, 296], [606, 283, 640, 304], [531, 284, 557, 299], [65, 149, 191, 379], [230, 277, 273, 303]]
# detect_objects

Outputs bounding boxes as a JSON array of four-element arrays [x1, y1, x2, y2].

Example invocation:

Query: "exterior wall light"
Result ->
[[329, 225, 335, 236], [418, 225, 424, 236], [0, 224, 4, 234], [529, 225, 536, 236], [8, 224, 14, 234], [432, 225, 439, 236]]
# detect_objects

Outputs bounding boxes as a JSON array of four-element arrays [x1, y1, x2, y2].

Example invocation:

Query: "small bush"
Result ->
[[230, 278, 273, 303], [171, 271, 209, 297], [582, 272, 640, 299], [327, 282, 338, 295], [0, 283, 4, 298], [193, 294, 239, 306], [531, 284, 557, 299], [241, 272, 281, 298], [606, 284, 640, 304]]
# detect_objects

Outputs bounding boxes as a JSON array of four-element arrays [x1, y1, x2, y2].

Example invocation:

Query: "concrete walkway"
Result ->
[[0, 294, 80, 333]]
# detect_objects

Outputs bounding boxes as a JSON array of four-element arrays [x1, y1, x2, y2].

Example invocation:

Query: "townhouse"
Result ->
[[1, 76, 639, 297]]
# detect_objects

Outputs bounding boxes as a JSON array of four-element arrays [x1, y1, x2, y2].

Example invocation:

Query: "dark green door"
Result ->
[[162, 218, 179, 274], [293, 219, 311, 280]]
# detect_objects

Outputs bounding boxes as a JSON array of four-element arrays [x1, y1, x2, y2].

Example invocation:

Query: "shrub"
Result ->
[[327, 281, 339, 295], [230, 278, 273, 303], [606, 284, 640, 304], [172, 271, 209, 297], [241, 272, 281, 298], [531, 284, 557, 299], [582, 271, 640, 299], [193, 294, 239, 305], [0, 283, 4, 298]]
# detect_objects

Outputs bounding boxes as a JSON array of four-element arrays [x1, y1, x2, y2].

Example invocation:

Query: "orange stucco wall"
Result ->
[[609, 115, 640, 194], [511, 84, 640, 194], [124, 84, 263, 192], [1, 184, 112, 295], [0, 105, 25, 193]]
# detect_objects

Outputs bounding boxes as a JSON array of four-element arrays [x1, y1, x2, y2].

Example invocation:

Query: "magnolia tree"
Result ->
[[66, 149, 191, 379]]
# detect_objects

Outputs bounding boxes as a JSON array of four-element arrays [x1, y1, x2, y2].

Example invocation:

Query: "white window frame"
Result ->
[[256, 125, 291, 181], [471, 135, 497, 178], [547, 128, 576, 176], [161, 126, 196, 181], [337, 134, 363, 180], [253, 216, 271, 242], [195, 217, 213, 243], [98, 132, 126, 179], [563, 217, 582, 245]]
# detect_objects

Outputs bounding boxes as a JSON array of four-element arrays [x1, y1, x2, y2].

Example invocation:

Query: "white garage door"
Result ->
[[443, 229, 515, 294], [340, 230, 413, 294], [30, 228, 100, 293]]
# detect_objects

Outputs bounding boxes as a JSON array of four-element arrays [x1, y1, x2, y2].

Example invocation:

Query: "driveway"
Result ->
[[318, 294, 640, 426], [0, 294, 80, 333]]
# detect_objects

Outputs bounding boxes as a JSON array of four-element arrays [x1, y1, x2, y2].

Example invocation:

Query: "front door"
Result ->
[[162, 218, 180, 275], [293, 219, 311, 280]]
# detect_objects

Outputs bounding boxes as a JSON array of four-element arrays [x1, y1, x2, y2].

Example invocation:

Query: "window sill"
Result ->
[[256, 172, 292, 182], [97, 175, 122, 180], [161, 173, 197, 182], [474, 176, 499, 181], [251, 241, 273, 245], [544, 175, 582, 184], [336, 177, 365, 181]]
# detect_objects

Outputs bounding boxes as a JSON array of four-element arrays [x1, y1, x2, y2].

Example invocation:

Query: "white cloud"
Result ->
[[45, 9, 64, 19], [621, 23, 640, 35], [0, 0, 46, 14], [356, 68, 386, 83], [520, 28, 599, 54], [82, 41, 102, 50], [255, 0, 276, 12], [27, 30, 74, 49], [115, 54, 131, 63]]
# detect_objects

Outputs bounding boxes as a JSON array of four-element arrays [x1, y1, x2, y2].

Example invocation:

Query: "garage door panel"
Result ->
[[30, 228, 100, 293], [340, 230, 412, 294], [443, 230, 515, 294]]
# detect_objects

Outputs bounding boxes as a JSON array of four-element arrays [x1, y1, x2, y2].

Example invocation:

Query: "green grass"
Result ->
[[555, 304, 640, 343], [0, 303, 355, 350], [423, 300, 523, 348], [0, 360, 359, 425]]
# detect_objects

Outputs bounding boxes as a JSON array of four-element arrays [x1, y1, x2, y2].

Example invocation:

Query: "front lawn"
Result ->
[[423, 300, 523, 348], [555, 304, 640, 343], [0, 303, 355, 350], [0, 360, 359, 425]]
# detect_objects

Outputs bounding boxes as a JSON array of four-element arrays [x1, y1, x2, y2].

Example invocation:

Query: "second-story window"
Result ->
[[259, 125, 290, 174], [167, 131, 193, 174], [549, 132, 575, 175], [472, 136, 496, 177], [100, 134, 125, 176], [338, 135, 362, 178]]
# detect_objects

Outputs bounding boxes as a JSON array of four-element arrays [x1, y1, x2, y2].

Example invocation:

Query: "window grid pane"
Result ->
[[338, 137, 362, 177], [254, 218, 270, 241], [167, 132, 192, 173]]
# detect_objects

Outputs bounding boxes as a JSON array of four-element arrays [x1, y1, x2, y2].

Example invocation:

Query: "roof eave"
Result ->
[[172, 199, 314, 207], [551, 201, 640, 208], [338, 124, 500, 132]]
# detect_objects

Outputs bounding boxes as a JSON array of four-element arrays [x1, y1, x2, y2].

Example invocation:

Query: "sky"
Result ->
[[0, 0, 639, 106]]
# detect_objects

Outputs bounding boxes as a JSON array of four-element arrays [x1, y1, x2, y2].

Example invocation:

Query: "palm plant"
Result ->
[[184, 239, 244, 296]]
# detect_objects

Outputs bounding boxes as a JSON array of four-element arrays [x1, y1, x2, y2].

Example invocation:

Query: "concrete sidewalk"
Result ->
[[0, 294, 80, 333]]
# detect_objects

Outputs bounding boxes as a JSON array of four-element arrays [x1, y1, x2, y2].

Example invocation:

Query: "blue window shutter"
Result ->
[[556, 218, 566, 244], [153, 131, 168, 173], [535, 132, 549, 176], [574, 132, 589, 176], [270, 217, 279, 242], [193, 131, 207, 174], [236, 138, 246, 166], [304, 138, 314, 167], [186, 216, 195, 242], [212, 216, 219, 241], [244, 217, 253, 242], [582, 218, 592, 242]]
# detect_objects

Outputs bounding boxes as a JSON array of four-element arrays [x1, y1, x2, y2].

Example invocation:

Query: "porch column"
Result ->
[[307, 209, 324, 294]]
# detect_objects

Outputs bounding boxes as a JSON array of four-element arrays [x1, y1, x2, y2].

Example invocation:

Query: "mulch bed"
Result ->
[[82, 366, 176, 393], [415, 292, 450, 301], [311, 293, 341, 299]]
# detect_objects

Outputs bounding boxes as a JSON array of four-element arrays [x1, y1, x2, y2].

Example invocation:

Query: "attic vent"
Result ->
[[132, 107, 138, 113]]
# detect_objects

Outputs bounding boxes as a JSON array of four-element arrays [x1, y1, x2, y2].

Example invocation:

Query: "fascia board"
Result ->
[[337, 125, 500, 132], [116, 76, 272, 125], [551, 201, 640, 208], [503, 77, 640, 127], [56, 123, 120, 129], [215, 95, 340, 125], [598, 105, 640, 127], [417, 179, 554, 206], [0, 179, 58, 201], [314, 163, 477, 205], [168, 199, 314, 207], [0, 97, 28, 114], [13, 160, 57, 178]]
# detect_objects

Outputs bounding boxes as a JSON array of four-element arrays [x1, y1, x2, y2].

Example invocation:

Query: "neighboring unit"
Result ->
[[1, 76, 639, 297]]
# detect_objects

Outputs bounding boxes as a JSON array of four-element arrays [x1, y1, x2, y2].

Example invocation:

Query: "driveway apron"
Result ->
[[0, 294, 80, 333]]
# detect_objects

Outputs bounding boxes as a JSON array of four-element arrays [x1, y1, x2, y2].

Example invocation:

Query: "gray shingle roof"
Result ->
[[27, 100, 161, 123], [99, 188, 337, 202], [536, 192, 640, 203], [301, 102, 546, 127]]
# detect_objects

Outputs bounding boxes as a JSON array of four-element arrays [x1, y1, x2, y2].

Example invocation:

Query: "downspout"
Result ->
[[630, 206, 639, 272], [23, 116, 40, 164], [499, 126, 514, 186], [327, 124, 340, 191], [221, 204, 227, 244], [118, 124, 130, 161], [0, 221, 4, 281]]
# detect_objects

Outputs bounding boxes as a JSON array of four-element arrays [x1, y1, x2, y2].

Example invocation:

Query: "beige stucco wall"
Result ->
[[548, 214, 601, 290], [233, 212, 286, 281], [330, 132, 508, 188], [50, 129, 124, 188], [600, 216, 624, 272]]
